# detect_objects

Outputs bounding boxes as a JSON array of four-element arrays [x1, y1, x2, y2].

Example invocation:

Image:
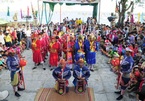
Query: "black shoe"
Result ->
[[116, 95, 123, 100], [37, 63, 41, 66], [43, 68, 46, 70], [32, 67, 37, 70], [90, 69, 94, 72], [15, 92, 21, 97], [50, 68, 53, 71], [18, 87, 25, 91], [114, 91, 121, 94]]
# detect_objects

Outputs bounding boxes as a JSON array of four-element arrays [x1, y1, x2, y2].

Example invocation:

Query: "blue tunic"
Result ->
[[74, 41, 85, 62], [6, 55, 20, 82], [52, 66, 71, 80], [73, 65, 90, 86], [85, 40, 98, 64]]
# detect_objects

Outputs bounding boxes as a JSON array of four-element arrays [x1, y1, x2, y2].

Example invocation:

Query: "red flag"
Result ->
[[27, 6, 29, 16], [20, 9, 23, 18]]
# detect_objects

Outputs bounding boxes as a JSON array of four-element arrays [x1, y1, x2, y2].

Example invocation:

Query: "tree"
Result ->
[[116, 0, 141, 28]]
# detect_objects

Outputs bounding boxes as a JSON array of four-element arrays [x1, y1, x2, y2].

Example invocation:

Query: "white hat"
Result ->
[[125, 47, 132, 52]]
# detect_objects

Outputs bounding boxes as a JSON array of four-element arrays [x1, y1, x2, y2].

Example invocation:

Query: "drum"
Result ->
[[75, 79, 86, 94], [58, 80, 66, 95]]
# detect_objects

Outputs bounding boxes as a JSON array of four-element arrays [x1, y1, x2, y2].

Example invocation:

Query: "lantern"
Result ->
[[111, 58, 120, 67], [19, 59, 27, 67]]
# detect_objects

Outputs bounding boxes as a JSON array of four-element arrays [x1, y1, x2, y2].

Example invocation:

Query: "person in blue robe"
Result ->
[[73, 58, 90, 89], [52, 59, 71, 93], [74, 35, 85, 62], [84, 34, 98, 71]]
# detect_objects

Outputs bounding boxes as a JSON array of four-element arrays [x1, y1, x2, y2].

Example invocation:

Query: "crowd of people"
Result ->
[[0, 16, 145, 101]]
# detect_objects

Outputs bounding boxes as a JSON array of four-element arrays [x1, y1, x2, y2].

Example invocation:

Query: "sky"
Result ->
[[0, 0, 144, 25]]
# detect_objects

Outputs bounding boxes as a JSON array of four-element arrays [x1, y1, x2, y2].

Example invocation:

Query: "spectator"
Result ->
[[4, 31, 12, 47], [25, 27, 31, 50], [0, 30, 5, 45]]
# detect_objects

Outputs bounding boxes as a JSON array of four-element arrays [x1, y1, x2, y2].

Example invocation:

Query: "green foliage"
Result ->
[[133, 0, 141, 3]]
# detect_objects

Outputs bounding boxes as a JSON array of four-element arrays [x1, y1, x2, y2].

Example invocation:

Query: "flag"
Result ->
[[7, 6, 10, 16], [141, 13, 144, 23], [27, 6, 29, 16], [31, 2, 36, 19], [138, 13, 140, 22], [35, 11, 38, 17], [13, 13, 17, 21], [115, 1, 118, 13], [20, 9, 23, 19]]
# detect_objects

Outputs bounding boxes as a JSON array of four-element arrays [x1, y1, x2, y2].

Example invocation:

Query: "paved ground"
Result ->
[[0, 50, 136, 101]]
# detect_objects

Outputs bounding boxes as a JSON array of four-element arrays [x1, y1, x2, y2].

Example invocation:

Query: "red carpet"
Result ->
[[34, 87, 95, 101]]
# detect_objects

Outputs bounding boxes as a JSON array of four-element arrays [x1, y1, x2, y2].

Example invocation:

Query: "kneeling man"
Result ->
[[52, 59, 71, 94], [73, 58, 90, 93]]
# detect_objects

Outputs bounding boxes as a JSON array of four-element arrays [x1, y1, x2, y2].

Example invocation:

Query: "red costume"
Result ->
[[49, 39, 60, 67], [31, 39, 43, 63], [63, 38, 74, 64], [40, 36, 46, 61]]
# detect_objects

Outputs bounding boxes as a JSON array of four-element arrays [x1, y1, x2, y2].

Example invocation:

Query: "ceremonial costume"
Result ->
[[74, 35, 85, 62], [85, 35, 98, 71], [73, 59, 90, 88], [63, 35, 75, 69], [48, 37, 60, 69], [39, 33, 46, 61], [52, 59, 71, 93], [6, 49, 24, 97], [31, 36, 44, 70]]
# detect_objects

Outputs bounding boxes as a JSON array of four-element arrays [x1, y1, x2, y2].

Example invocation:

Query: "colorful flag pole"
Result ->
[[31, 2, 36, 19], [141, 12, 144, 23], [138, 13, 140, 22], [20, 9, 23, 19], [27, 6, 29, 16], [7, 6, 10, 16]]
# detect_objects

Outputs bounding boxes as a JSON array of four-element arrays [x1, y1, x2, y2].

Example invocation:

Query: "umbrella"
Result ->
[[0, 18, 8, 25]]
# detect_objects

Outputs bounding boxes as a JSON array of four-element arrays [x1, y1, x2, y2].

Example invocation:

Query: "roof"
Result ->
[[43, 0, 99, 4]]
